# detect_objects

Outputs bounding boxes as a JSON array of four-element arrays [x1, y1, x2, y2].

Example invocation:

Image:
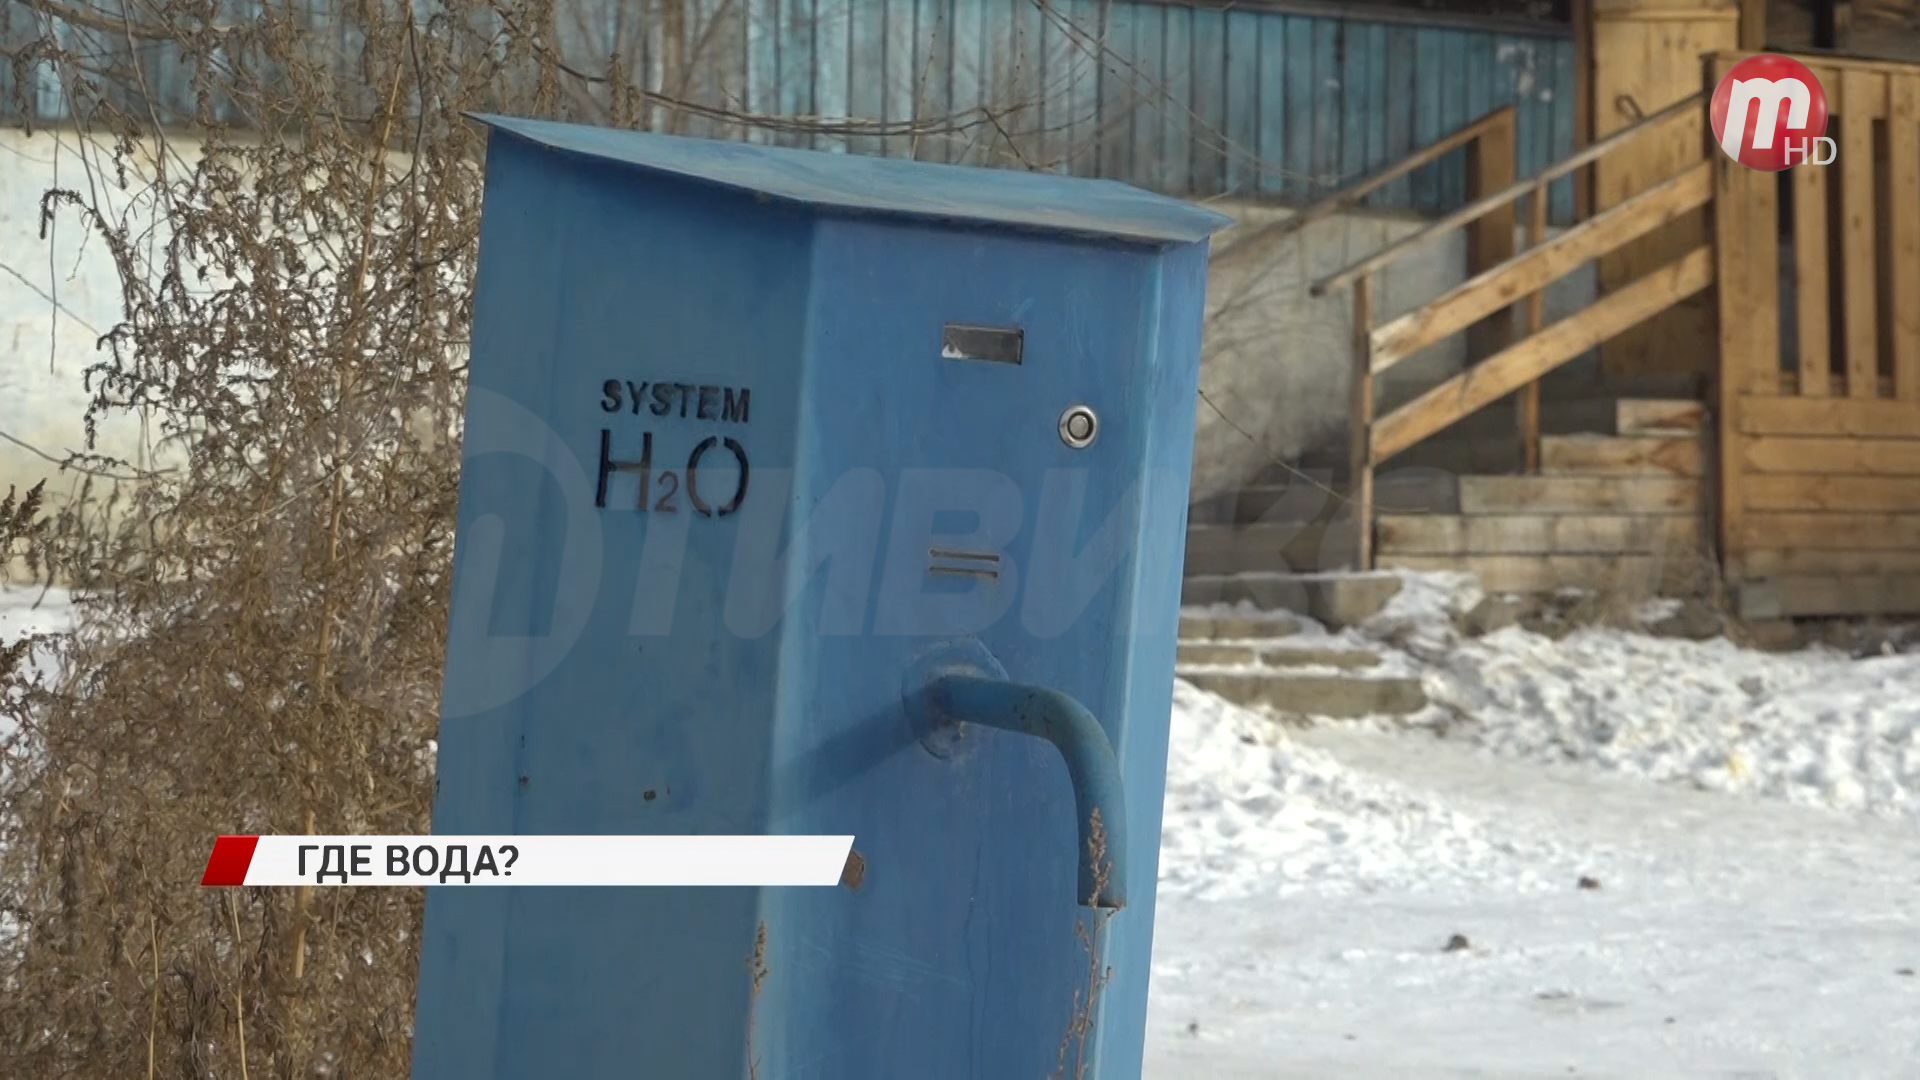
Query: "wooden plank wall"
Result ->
[[1716, 51, 1920, 616], [1, 0, 1584, 223], [1768, 0, 1920, 62], [1590, 0, 1738, 381]]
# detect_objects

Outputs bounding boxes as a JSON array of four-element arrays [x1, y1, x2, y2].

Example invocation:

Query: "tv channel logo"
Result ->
[[1711, 54, 1834, 172]]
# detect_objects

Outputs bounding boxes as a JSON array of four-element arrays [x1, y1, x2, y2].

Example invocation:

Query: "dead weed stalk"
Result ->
[[0, 2, 1144, 1076]]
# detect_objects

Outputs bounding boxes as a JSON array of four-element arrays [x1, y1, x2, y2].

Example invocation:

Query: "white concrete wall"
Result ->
[[1193, 199, 1599, 504], [0, 129, 151, 504], [0, 128, 1598, 515], [0, 128, 424, 510]]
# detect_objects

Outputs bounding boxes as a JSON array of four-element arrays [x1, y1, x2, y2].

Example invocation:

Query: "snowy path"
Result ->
[[8, 580, 1920, 1075], [1145, 724, 1920, 1079]]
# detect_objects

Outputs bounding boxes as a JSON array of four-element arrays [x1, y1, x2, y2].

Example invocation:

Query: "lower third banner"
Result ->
[[200, 835, 856, 887]]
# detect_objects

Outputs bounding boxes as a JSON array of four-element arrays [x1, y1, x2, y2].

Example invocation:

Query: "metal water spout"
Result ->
[[905, 647, 1129, 911]]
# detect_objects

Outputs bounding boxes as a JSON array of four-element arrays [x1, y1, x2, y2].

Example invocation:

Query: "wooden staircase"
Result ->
[[1186, 92, 1723, 599], [1189, 50, 1920, 619], [1374, 399, 1711, 595], [1173, 611, 1428, 720]]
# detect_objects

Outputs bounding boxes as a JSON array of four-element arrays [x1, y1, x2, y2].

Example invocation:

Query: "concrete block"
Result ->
[[1461, 593, 1528, 636], [1183, 522, 1349, 576], [1234, 572, 1317, 614], [1304, 572, 1404, 629], [1741, 619, 1801, 652], [1648, 597, 1725, 641], [1181, 575, 1233, 608], [1736, 581, 1785, 622]]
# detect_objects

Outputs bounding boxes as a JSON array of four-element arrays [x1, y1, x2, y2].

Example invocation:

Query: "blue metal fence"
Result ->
[[2, 0, 1576, 222]]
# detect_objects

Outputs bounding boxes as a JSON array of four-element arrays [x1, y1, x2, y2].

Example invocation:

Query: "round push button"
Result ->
[[1059, 405, 1098, 449]]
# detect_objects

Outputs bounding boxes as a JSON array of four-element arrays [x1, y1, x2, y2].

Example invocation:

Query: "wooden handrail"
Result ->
[[1715, 47, 1920, 78], [1367, 161, 1715, 375], [1370, 246, 1716, 463], [1332, 85, 1717, 571], [1348, 275, 1377, 569], [1312, 90, 1707, 297], [1211, 104, 1517, 272]]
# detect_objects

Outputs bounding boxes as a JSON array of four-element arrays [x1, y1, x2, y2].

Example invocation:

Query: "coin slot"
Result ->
[[941, 324, 1024, 365]]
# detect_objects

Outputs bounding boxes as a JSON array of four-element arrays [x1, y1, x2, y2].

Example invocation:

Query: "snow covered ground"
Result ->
[[1148, 574, 1920, 1077], [1147, 722, 1920, 1078], [0, 584, 71, 741], [5, 577, 1919, 1075], [0, 585, 72, 643]]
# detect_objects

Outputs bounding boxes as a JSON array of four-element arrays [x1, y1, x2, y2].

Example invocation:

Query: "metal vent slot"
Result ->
[[927, 547, 1002, 580], [941, 324, 1023, 365]]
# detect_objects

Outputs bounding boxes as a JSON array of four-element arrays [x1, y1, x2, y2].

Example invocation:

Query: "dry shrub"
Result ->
[[0, 482, 50, 582], [0, 2, 1121, 1075], [0, 2, 499, 1071]]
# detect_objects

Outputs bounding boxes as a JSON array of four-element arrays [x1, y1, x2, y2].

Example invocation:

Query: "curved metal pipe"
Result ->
[[924, 674, 1129, 910]]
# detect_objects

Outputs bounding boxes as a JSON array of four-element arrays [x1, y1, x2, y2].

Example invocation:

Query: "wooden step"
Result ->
[[1178, 671, 1429, 719], [1184, 522, 1353, 574], [1616, 399, 1704, 435], [1178, 642, 1262, 666], [1739, 549, 1920, 579], [1182, 572, 1404, 627], [1733, 576, 1920, 619], [1176, 642, 1383, 670], [1377, 513, 1701, 556], [1540, 434, 1702, 477], [1458, 475, 1702, 514], [1379, 553, 1713, 595], [1176, 612, 1301, 641], [1255, 646, 1384, 670]]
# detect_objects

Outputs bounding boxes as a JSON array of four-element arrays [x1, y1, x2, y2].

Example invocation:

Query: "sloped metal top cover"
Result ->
[[474, 113, 1234, 246]]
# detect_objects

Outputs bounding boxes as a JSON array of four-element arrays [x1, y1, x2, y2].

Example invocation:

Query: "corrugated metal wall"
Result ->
[[1, 0, 1576, 222]]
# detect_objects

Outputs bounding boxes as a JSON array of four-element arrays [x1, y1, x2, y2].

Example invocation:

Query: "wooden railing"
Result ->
[[1312, 92, 1715, 569]]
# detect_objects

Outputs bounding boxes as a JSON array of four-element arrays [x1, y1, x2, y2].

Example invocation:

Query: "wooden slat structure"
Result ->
[[1314, 41, 1920, 618], [4, 0, 1587, 222], [1767, 0, 1920, 61], [1715, 51, 1920, 616], [1318, 91, 1717, 574], [1590, 0, 1739, 380]]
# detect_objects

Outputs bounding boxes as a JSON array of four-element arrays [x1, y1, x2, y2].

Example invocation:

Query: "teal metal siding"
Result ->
[[4, 0, 1576, 222]]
